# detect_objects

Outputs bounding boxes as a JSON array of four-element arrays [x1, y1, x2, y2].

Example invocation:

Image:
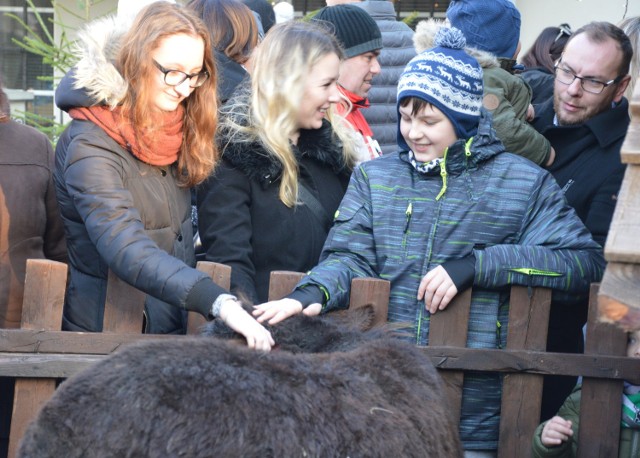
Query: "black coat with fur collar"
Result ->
[[197, 116, 351, 303]]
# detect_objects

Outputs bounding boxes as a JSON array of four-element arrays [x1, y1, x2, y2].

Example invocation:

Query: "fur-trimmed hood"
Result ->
[[413, 19, 499, 70], [217, 87, 349, 186], [56, 15, 129, 110]]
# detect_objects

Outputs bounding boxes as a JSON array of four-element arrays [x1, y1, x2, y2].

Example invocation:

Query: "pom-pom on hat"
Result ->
[[312, 4, 382, 58], [397, 27, 483, 144], [446, 0, 521, 59]]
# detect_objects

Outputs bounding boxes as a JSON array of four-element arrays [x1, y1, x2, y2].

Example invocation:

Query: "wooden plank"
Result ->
[[348, 278, 390, 327], [103, 269, 146, 333], [9, 259, 67, 458], [577, 284, 627, 458], [603, 166, 640, 262], [598, 263, 640, 328], [3, 347, 639, 381], [429, 288, 472, 427], [499, 287, 551, 458], [0, 329, 171, 355], [620, 86, 640, 164], [187, 262, 232, 335], [267, 271, 305, 301], [1, 354, 105, 378], [3, 331, 639, 381]]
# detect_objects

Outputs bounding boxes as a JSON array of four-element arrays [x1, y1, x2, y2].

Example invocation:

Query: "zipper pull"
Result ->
[[404, 202, 413, 233]]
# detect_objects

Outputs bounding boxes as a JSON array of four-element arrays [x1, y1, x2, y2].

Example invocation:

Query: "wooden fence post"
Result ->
[[268, 271, 306, 301], [187, 262, 232, 335], [429, 287, 472, 427], [8, 260, 67, 458], [498, 286, 552, 458], [102, 269, 146, 333], [578, 284, 627, 458]]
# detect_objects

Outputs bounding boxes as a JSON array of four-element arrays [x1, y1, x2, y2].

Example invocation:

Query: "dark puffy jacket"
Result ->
[[197, 90, 351, 303], [295, 109, 605, 450], [355, 0, 415, 154], [54, 15, 226, 333]]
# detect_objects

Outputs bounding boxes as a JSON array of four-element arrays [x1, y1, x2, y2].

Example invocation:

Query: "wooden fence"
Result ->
[[1, 259, 639, 458]]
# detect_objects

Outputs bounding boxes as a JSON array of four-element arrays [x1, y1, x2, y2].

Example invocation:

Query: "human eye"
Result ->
[[582, 78, 605, 92], [165, 69, 187, 86]]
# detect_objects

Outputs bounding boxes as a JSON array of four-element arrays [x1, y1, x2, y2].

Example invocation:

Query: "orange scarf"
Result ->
[[69, 106, 184, 166]]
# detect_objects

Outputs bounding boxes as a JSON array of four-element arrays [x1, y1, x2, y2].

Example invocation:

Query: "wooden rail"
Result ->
[[1, 260, 637, 457]]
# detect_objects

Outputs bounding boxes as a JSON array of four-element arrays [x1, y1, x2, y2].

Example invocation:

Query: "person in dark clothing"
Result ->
[[253, 27, 604, 454], [0, 72, 68, 458], [197, 21, 356, 304], [520, 24, 572, 105], [187, 0, 259, 104], [241, 0, 276, 34], [532, 21, 633, 422], [54, 3, 273, 349], [355, 0, 416, 154]]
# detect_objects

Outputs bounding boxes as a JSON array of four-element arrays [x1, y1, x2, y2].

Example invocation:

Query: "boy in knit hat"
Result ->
[[313, 4, 383, 163], [532, 330, 640, 458], [445, 0, 555, 166], [253, 27, 604, 456]]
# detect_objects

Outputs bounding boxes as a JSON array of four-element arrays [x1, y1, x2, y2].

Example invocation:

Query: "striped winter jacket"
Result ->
[[295, 110, 605, 450]]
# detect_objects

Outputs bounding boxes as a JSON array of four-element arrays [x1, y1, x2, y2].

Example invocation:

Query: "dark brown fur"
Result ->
[[18, 308, 463, 457]]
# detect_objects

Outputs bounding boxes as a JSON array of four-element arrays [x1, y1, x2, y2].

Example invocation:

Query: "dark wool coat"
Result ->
[[295, 110, 604, 450], [53, 16, 227, 333], [197, 96, 351, 304], [532, 96, 630, 419], [356, 0, 416, 155], [0, 120, 67, 329]]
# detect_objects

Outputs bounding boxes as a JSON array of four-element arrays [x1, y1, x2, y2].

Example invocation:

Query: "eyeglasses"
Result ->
[[554, 63, 624, 94], [554, 23, 572, 43], [153, 60, 210, 88]]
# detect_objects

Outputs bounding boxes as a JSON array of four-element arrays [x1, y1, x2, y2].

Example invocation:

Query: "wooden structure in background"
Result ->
[[599, 83, 640, 330], [1, 260, 637, 457]]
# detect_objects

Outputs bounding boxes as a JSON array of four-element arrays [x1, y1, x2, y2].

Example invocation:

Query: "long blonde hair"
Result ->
[[116, 2, 218, 187], [241, 21, 355, 207]]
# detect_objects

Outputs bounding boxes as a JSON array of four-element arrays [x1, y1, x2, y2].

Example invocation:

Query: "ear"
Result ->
[[346, 304, 377, 331], [613, 74, 632, 103]]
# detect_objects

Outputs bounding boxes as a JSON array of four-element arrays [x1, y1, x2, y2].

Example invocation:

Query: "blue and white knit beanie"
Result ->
[[446, 0, 521, 59], [397, 27, 483, 146]]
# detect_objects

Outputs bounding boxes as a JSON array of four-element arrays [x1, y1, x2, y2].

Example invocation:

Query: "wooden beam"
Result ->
[[2, 346, 639, 382]]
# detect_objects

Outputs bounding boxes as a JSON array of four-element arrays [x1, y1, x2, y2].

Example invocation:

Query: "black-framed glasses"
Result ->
[[153, 60, 210, 88], [554, 63, 624, 94]]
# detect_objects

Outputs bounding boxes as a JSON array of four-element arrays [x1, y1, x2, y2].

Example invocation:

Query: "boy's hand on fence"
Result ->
[[253, 299, 304, 325], [219, 299, 274, 351], [540, 416, 573, 447], [417, 265, 458, 314]]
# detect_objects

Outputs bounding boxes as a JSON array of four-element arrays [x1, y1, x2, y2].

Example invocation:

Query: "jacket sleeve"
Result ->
[[197, 160, 259, 303], [42, 133, 68, 263], [484, 72, 551, 165], [473, 170, 605, 294], [295, 165, 379, 311], [532, 388, 581, 458], [61, 132, 225, 317], [584, 167, 625, 248]]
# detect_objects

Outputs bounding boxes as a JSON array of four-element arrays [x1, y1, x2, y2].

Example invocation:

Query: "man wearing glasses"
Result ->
[[532, 21, 633, 423]]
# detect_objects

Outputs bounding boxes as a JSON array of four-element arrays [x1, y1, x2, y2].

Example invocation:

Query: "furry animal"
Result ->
[[18, 308, 463, 458]]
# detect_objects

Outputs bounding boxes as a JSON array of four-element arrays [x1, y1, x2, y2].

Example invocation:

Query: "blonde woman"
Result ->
[[197, 20, 356, 304], [54, 3, 273, 349]]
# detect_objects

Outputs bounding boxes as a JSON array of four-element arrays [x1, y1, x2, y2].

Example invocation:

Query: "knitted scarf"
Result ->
[[69, 105, 184, 166]]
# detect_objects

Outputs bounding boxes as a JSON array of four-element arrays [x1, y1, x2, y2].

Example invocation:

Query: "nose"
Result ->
[[407, 121, 423, 140], [371, 56, 381, 75], [174, 79, 193, 98], [328, 83, 341, 104], [566, 77, 583, 96]]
